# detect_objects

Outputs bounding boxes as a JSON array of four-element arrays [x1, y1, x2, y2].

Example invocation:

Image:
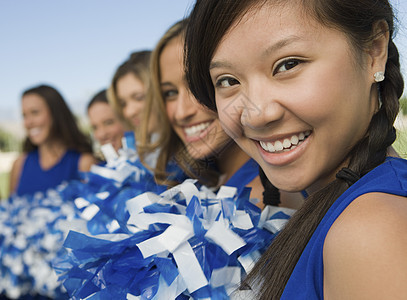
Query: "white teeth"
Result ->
[[283, 139, 291, 148], [291, 135, 299, 145], [259, 131, 311, 153], [274, 140, 283, 151], [184, 122, 211, 136], [267, 143, 275, 152], [28, 128, 41, 136]]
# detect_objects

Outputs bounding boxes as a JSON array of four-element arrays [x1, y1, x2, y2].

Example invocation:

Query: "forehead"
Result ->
[[159, 37, 184, 77], [118, 72, 144, 88], [22, 93, 48, 109], [88, 101, 114, 115], [215, 3, 324, 56]]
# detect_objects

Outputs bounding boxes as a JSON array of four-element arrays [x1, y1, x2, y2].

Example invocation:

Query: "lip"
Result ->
[[102, 138, 114, 145], [28, 127, 42, 137], [182, 120, 216, 143], [131, 118, 140, 126], [255, 131, 312, 166]]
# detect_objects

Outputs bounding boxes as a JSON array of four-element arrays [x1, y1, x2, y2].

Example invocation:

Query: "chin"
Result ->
[[186, 146, 212, 161]]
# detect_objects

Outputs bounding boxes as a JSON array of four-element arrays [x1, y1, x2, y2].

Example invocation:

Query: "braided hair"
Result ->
[[184, 0, 404, 298]]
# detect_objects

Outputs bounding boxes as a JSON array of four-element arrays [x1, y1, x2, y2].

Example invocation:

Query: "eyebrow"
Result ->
[[210, 35, 301, 70], [160, 82, 174, 87], [261, 35, 301, 59], [209, 61, 233, 70], [161, 75, 188, 87]]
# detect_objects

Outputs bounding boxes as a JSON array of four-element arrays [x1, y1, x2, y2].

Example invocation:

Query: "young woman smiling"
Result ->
[[9, 84, 96, 197], [185, 0, 407, 298], [138, 19, 265, 204]]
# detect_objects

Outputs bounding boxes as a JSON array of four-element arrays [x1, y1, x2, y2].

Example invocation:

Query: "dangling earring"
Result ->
[[374, 71, 385, 82]]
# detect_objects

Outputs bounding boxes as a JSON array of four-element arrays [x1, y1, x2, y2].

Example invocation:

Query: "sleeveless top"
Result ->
[[281, 157, 407, 299], [16, 149, 81, 196], [225, 158, 259, 192]]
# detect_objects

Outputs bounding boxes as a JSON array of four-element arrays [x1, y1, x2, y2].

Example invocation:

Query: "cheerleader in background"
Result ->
[[87, 88, 126, 157], [9, 84, 96, 197], [55, 19, 296, 300]]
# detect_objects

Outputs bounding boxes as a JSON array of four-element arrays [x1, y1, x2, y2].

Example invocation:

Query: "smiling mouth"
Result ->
[[259, 130, 311, 153], [184, 121, 212, 138], [28, 127, 42, 137]]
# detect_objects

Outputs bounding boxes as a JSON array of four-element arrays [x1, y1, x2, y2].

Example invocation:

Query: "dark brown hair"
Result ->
[[185, 0, 403, 298], [87, 89, 108, 111], [22, 84, 93, 154]]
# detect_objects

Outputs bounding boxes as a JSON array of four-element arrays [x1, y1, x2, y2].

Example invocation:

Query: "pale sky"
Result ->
[[0, 0, 406, 124], [0, 0, 195, 122]]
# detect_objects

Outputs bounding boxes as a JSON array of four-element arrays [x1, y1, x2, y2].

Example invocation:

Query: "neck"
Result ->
[[217, 142, 251, 183], [38, 140, 67, 169]]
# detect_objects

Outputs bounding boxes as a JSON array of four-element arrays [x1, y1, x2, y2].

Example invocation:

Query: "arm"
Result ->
[[8, 154, 26, 196], [78, 153, 97, 172], [324, 192, 407, 299]]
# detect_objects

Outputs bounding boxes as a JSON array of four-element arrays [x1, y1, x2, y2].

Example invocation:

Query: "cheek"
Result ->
[[135, 101, 145, 113], [122, 105, 130, 117], [217, 102, 243, 140], [112, 124, 123, 135], [45, 115, 53, 129], [165, 102, 176, 122]]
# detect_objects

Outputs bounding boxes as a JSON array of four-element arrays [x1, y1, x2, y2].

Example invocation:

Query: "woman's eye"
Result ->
[[215, 77, 239, 88], [104, 119, 115, 126], [274, 59, 301, 74], [132, 93, 145, 101], [162, 89, 178, 101]]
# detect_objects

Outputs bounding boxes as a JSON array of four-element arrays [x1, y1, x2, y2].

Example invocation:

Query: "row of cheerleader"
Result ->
[[1, 18, 298, 299], [3, 0, 407, 299], [0, 131, 294, 299]]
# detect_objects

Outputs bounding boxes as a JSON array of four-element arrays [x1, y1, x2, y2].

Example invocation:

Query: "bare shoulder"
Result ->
[[9, 153, 27, 195], [324, 192, 407, 299], [78, 152, 97, 172]]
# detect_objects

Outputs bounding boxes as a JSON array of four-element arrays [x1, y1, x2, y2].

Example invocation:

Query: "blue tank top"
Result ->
[[281, 157, 407, 299], [16, 149, 81, 196], [225, 158, 259, 191]]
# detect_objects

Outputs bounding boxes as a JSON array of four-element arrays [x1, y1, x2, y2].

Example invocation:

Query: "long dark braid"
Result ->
[[184, 0, 404, 298]]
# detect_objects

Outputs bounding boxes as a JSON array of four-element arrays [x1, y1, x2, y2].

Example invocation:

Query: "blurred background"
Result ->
[[0, 0, 406, 198]]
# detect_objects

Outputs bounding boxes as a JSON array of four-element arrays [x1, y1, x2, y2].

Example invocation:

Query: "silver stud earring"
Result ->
[[374, 71, 385, 82]]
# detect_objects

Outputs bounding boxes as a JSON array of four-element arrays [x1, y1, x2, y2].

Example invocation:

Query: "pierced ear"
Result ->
[[368, 20, 390, 73]]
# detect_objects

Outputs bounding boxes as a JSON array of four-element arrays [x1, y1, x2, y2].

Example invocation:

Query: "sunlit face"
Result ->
[[161, 36, 231, 159], [116, 72, 146, 128], [210, 4, 377, 193], [22, 93, 53, 146], [88, 101, 125, 151]]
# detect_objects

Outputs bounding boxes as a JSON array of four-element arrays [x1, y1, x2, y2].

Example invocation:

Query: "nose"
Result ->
[[94, 127, 108, 144], [174, 89, 198, 123], [23, 115, 32, 129], [123, 101, 137, 120], [240, 83, 285, 129]]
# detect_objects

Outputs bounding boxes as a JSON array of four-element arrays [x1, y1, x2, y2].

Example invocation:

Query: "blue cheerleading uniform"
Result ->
[[281, 157, 407, 299], [16, 149, 81, 196], [225, 158, 259, 191]]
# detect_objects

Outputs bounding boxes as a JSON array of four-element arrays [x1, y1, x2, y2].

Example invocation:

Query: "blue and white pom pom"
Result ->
[[0, 133, 163, 299], [56, 179, 294, 299], [0, 188, 88, 299]]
